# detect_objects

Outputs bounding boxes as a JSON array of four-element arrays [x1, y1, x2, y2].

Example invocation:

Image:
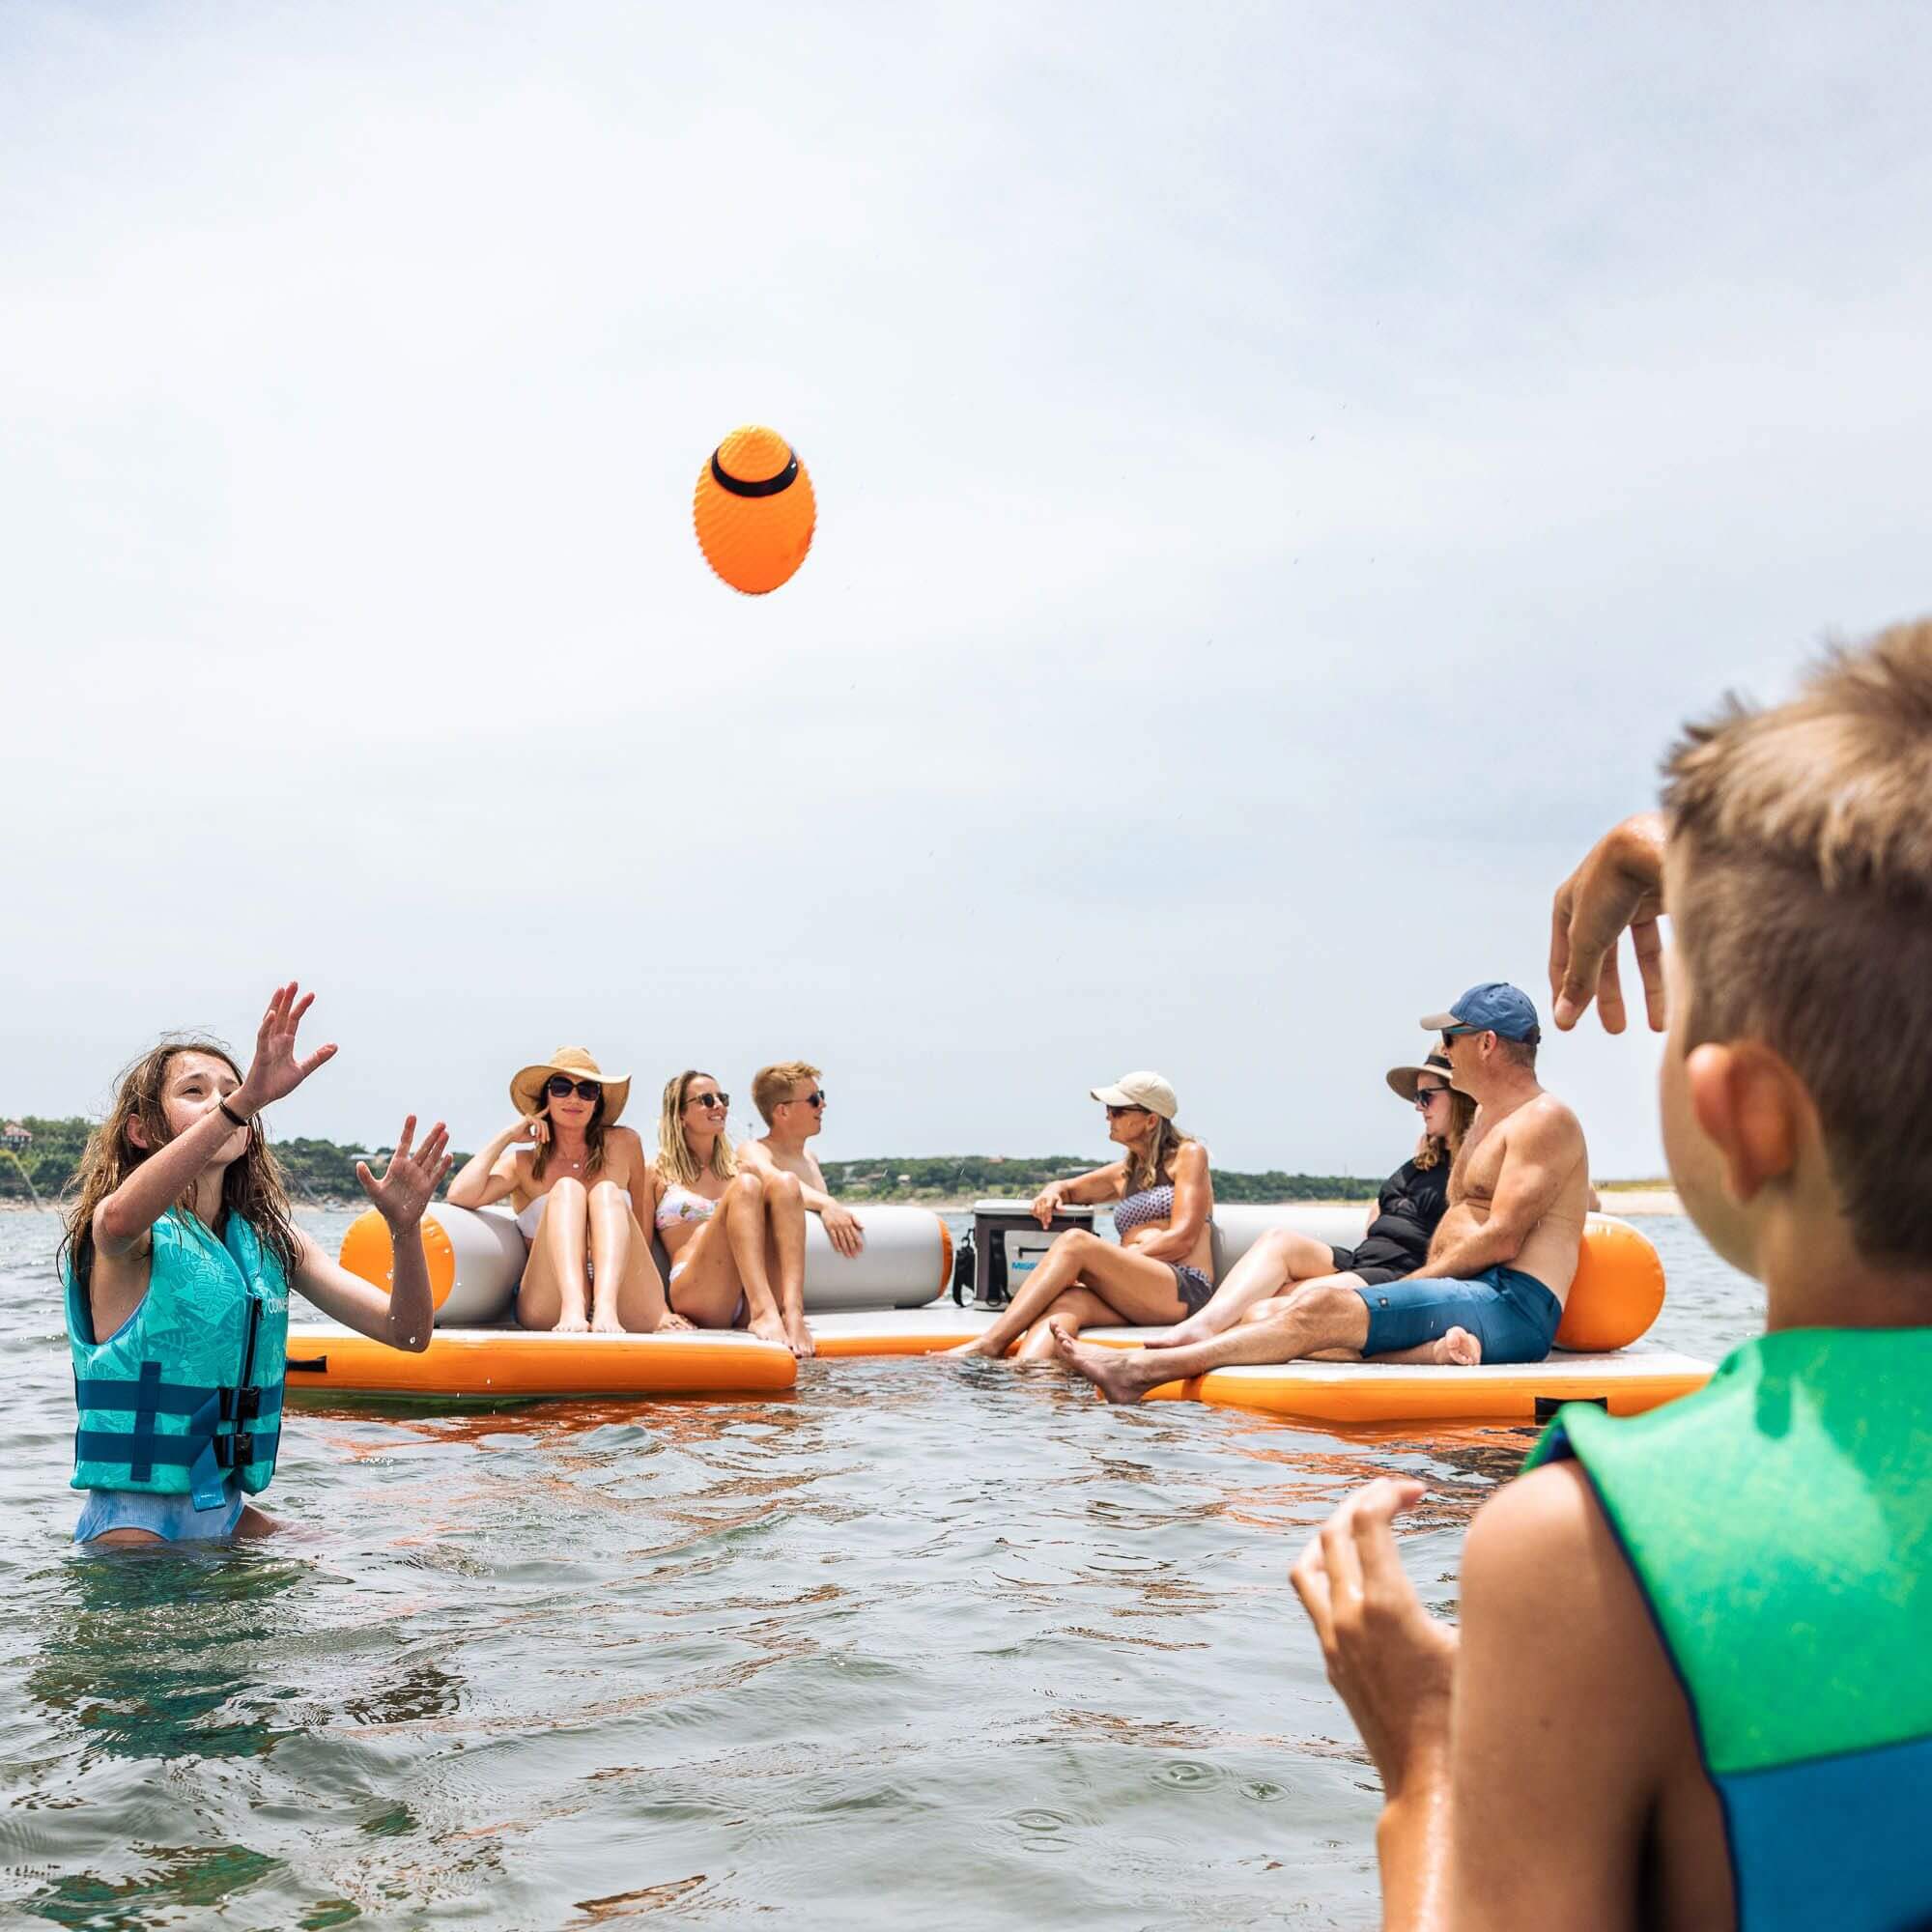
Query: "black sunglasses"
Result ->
[[1414, 1085, 1450, 1109], [687, 1091, 730, 1110], [1105, 1103, 1149, 1119], [545, 1076, 602, 1101], [785, 1090, 826, 1109]]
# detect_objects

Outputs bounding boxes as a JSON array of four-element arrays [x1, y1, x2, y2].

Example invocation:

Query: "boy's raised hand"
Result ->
[[1290, 1478, 1457, 1799], [237, 981, 339, 1111], [356, 1116, 453, 1228], [1549, 813, 1669, 1034]]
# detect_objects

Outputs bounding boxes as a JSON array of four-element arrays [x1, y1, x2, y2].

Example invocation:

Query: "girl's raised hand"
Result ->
[[238, 982, 338, 1112], [356, 1117, 453, 1228]]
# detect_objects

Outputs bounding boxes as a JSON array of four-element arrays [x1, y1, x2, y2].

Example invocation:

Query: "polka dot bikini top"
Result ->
[[1113, 1182, 1176, 1236]]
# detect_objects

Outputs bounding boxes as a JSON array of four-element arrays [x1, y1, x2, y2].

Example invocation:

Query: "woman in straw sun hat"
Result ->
[[445, 1048, 685, 1333], [948, 1070, 1218, 1361], [1144, 1047, 1474, 1354]]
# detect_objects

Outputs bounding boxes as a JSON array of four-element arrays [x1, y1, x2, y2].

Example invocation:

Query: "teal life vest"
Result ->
[[66, 1208, 291, 1507], [1529, 1327, 1932, 1932]]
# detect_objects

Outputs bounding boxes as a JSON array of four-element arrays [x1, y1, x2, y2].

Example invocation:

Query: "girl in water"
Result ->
[[950, 1070, 1216, 1360], [445, 1047, 681, 1334], [61, 983, 449, 1547], [651, 1069, 811, 1357]]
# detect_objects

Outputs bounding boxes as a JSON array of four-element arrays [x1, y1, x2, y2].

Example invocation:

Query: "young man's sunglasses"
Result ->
[[687, 1091, 731, 1110], [786, 1091, 826, 1110], [545, 1076, 602, 1101]]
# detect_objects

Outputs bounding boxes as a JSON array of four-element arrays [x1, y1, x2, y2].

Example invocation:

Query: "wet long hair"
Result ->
[[530, 1085, 608, 1183], [656, 1070, 737, 1188], [59, 1036, 303, 1293], [1122, 1116, 1195, 1195], [1412, 1090, 1477, 1171]]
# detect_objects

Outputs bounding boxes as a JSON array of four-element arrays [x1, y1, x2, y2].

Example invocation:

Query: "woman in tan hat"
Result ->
[[647, 1069, 811, 1357], [445, 1048, 682, 1334], [949, 1070, 1218, 1361], [1146, 1049, 1475, 1351]]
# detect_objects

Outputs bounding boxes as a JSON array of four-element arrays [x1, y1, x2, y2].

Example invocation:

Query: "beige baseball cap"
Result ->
[[1089, 1070, 1178, 1121]]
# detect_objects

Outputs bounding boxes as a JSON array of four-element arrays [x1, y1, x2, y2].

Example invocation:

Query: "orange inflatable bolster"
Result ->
[[284, 1328, 797, 1399], [1554, 1215, 1667, 1352]]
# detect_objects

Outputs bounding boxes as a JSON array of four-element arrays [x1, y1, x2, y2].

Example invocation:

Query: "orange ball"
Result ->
[[694, 425, 816, 595], [1554, 1216, 1667, 1351]]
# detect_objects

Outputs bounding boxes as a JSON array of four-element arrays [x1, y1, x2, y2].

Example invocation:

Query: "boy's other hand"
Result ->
[[1550, 812, 1668, 1033], [1291, 1478, 1456, 1798]]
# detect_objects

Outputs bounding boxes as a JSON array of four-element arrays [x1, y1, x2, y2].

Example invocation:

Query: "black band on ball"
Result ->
[[711, 448, 799, 498]]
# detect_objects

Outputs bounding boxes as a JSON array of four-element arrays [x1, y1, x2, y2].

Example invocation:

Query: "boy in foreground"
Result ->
[[1292, 619, 1932, 1930]]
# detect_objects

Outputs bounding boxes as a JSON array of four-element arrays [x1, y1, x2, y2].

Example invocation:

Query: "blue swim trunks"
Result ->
[[1353, 1265, 1562, 1364], [73, 1479, 246, 1547]]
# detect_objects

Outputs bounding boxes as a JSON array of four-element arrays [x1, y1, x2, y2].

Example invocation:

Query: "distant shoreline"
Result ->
[[0, 1183, 1687, 1217]]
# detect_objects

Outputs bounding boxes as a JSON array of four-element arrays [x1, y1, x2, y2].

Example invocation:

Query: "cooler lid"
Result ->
[[971, 1197, 1096, 1217]]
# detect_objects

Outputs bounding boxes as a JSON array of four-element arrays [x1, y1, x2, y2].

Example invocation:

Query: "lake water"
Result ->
[[0, 1208, 1758, 1929]]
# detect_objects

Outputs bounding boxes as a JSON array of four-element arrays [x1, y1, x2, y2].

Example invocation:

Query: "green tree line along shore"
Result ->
[[0, 1120, 1378, 1208]]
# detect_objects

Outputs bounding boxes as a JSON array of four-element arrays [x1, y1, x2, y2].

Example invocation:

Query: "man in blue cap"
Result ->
[[1051, 980, 1591, 1399]]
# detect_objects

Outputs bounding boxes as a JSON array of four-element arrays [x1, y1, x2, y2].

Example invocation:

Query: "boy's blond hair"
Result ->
[[752, 1061, 822, 1127], [1662, 617, 1932, 1261]]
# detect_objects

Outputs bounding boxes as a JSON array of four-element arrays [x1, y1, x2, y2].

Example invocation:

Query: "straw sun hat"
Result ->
[[510, 1047, 631, 1127], [1384, 1048, 1467, 1104]]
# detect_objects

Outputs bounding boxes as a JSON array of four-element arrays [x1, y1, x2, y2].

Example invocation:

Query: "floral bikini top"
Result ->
[[655, 1182, 717, 1232]]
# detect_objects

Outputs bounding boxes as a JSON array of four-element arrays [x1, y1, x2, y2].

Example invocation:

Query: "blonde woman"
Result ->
[[445, 1047, 678, 1335], [651, 1069, 811, 1357], [950, 1070, 1215, 1362], [1149, 1048, 1475, 1350]]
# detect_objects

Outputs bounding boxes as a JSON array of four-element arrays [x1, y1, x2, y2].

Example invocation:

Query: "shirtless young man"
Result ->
[[737, 1061, 867, 1260], [1052, 983, 1589, 1402]]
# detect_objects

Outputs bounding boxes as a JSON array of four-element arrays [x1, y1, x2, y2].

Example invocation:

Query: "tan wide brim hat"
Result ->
[[1385, 1049, 1468, 1104], [511, 1046, 631, 1127], [1089, 1070, 1179, 1121]]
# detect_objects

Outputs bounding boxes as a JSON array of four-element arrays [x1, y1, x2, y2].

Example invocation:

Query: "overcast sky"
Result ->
[[3, 1, 1927, 1178]]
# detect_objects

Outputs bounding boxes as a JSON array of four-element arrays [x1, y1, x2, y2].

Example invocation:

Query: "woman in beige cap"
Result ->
[[949, 1070, 1217, 1361], [445, 1048, 681, 1334]]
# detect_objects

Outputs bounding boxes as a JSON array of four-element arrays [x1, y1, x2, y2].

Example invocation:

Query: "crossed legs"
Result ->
[[1051, 1279, 1481, 1404], [946, 1229, 1192, 1360], [1150, 1226, 1350, 1348]]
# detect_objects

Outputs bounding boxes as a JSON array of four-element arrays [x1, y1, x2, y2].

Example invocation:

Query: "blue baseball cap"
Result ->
[[1419, 982, 1542, 1043]]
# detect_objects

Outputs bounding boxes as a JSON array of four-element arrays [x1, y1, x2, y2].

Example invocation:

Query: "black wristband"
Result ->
[[219, 1098, 252, 1129]]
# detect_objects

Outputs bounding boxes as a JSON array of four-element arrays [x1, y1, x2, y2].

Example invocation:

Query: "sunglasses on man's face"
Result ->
[[546, 1076, 602, 1102], [687, 1091, 730, 1111], [785, 1091, 826, 1110]]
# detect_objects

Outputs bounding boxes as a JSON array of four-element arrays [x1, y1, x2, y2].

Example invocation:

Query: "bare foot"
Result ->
[[1430, 1326, 1482, 1366], [786, 1321, 817, 1361], [749, 1313, 790, 1350], [555, 1311, 590, 1335], [944, 1336, 1002, 1359], [1146, 1316, 1212, 1350], [1046, 1321, 1162, 1405], [590, 1312, 624, 1335]]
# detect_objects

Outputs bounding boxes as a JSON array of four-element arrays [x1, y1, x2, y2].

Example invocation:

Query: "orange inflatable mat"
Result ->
[[284, 1326, 797, 1400]]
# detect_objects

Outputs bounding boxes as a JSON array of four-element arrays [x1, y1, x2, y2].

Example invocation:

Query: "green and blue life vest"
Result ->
[[65, 1208, 291, 1507], [1530, 1327, 1932, 1932]]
